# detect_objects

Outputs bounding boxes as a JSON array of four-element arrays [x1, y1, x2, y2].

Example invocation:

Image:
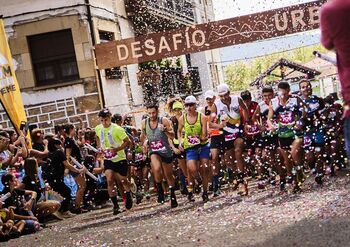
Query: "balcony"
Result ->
[[140, 67, 202, 104], [125, 0, 195, 30]]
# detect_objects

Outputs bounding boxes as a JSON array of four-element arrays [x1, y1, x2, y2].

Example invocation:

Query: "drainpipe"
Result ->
[[84, 0, 106, 108]]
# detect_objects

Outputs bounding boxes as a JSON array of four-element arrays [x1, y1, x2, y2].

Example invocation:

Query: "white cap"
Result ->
[[217, 83, 230, 96], [204, 90, 215, 99], [184, 95, 197, 104]]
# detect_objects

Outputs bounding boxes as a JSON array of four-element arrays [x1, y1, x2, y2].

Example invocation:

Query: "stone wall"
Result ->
[[0, 94, 101, 133]]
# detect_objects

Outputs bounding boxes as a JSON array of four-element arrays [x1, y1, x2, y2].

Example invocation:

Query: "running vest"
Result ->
[[302, 95, 324, 130], [259, 100, 275, 136], [183, 112, 207, 149], [216, 96, 242, 141], [271, 96, 300, 138], [244, 101, 260, 137], [145, 117, 173, 158], [97, 124, 118, 160]]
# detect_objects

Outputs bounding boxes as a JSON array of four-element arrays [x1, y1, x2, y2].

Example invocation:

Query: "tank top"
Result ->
[[271, 96, 300, 138], [216, 96, 242, 141], [259, 100, 276, 136], [145, 117, 173, 158], [183, 112, 207, 149]]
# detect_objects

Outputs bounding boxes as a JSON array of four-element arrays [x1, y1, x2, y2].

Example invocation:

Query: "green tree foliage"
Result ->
[[224, 44, 328, 90]]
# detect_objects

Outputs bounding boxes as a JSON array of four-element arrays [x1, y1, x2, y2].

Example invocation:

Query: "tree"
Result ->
[[224, 44, 329, 91]]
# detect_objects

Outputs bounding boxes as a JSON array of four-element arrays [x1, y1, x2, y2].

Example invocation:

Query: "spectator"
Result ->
[[321, 0, 350, 159]]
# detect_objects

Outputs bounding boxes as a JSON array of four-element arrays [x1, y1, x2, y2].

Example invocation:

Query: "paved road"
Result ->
[[7, 172, 350, 247]]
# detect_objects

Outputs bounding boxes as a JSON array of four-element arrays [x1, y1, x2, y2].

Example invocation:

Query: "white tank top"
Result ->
[[216, 96, 241, 125]]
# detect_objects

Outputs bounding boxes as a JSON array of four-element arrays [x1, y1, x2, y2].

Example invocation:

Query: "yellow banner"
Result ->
[[0, 19, 27, 134]]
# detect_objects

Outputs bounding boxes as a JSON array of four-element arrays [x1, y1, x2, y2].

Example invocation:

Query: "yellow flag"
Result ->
[[0, 19, 27, 134]]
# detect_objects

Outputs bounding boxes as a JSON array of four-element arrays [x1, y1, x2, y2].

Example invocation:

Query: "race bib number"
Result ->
[[247, 125, 260, 136], [187, 135, 201, 146], [225, 133, 238, 142], [150, 140, 166, 152], [135, 153, 143, 162], [304, 136, 312, 147], [104, 150, 116, 159], [279, 111, 294, 125]]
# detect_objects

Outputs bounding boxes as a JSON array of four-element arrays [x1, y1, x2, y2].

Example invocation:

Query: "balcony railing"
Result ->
[[125, 0, 195, 26]]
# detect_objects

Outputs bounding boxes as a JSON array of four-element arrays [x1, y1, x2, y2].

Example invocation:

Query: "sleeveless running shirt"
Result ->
[[271, 96, 300, 138], [145, 117, 173, 158], [216, 96, 242, 141], [183, 112, 207, 149]]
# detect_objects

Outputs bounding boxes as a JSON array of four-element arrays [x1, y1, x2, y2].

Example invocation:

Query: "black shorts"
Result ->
[[150, 153, 174, 164], [244, 134, 262, 150], [210, 135, 224, 149], [260, 134, 278, 150], [104, 159, 128, 177], [133, 158, 151, 169], [278, 137, 295, 150]]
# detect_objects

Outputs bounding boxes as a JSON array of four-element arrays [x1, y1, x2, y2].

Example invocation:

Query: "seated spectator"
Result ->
[[0, 173, 40, 235], [18, 158, 61, 222]]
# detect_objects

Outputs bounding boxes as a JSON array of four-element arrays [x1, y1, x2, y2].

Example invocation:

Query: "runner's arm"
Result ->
[[208, 104, 224, 129], [162, 118, 175, 140], [201, 114, 208, 142], [140, 119, 146, 145], [177, 116, 184, 149], [267, 103, 275, 130], [239, 97, 249, 122]]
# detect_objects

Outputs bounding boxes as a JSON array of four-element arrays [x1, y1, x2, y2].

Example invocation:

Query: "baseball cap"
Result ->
[[184, 95, 197, 104], [204, 90, 215, 99], [217, 84, 230, 96], [172, 101, 184, 110]]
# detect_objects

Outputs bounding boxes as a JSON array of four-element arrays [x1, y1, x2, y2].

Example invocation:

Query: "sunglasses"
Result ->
[[185, 103, 195, 107]]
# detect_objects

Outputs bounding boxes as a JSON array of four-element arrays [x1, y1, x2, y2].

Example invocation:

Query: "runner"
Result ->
[[167, 98, 188, 195], [140, 103, 178, 208], [240, 90, 261, 183], [299, 79, 326, 184], [204, 90, 224, 197], [95, 109, 133, 215], [253, 87, 279, 189], [267, 81, 306, 192], [178, 95, 210, 202], [216, 84, 249, 196]]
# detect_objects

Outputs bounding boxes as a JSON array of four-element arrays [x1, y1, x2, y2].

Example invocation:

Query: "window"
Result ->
[[98, 31, 122, 79], [28, 29, 79, 87]]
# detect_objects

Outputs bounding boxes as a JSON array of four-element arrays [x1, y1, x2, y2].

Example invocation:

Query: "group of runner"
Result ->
[[95, 79, 346, 212]]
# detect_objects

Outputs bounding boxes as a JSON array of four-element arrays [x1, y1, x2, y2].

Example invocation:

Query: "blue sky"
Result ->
[[212, 0, 321, 64]]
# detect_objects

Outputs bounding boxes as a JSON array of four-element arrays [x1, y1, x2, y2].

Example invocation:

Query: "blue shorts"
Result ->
[[185, 144, 210, 161], [304, 130, 325, 150]]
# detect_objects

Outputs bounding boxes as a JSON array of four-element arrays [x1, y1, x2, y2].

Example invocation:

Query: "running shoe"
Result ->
[[187, 192, 195, 202], [202, 192, 209, 203], [113, 206, 123, 215], [315, 173, 323, 185]]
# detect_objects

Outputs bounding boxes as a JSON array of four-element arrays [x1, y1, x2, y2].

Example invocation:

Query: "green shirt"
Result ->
[[95, 123, 128, 162]]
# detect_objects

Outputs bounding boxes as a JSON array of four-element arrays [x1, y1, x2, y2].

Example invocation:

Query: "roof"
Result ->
[[250, 58, 321, 86]]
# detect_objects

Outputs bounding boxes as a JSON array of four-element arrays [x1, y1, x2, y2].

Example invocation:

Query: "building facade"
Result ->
[[0, 0, 223, 131]]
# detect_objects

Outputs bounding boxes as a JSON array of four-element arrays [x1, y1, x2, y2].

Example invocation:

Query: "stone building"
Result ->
[[0, 0, 223, 131]]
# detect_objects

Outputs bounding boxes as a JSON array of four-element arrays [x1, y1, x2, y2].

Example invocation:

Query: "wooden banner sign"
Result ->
[[95, 0, 327, 69]]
